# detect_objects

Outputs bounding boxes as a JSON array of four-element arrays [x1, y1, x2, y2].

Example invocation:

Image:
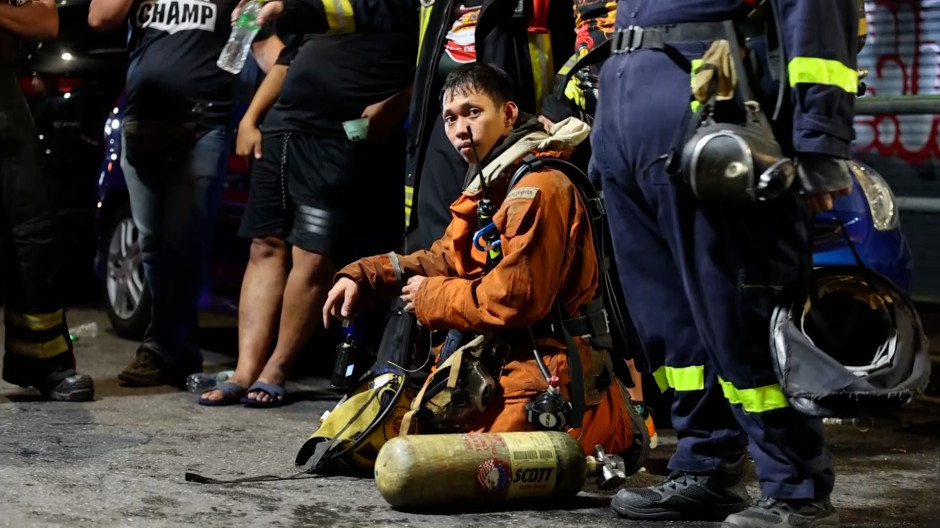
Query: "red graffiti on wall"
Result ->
[[853, 1, 940, 165]]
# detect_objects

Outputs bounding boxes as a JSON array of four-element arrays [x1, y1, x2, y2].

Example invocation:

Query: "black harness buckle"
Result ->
[[611, 26, 645, 55]]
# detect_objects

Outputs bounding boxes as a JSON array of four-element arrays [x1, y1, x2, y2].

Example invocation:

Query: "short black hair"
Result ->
[[441, 62, 514, 106]]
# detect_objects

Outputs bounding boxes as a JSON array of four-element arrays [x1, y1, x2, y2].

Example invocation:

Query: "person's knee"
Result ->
[[250, 236, 287, 262], [291, 246, 335, 283], [135, 225, 159, 254]]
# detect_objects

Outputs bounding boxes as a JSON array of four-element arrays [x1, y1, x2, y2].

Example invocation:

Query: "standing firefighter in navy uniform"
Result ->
[[592, 0, 858, 526], [0, 1, 95, 401]]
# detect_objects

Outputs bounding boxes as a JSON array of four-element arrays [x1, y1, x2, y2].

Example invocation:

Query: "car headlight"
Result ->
[[104, 110, 120, 136], [849, 161, 899, 231]]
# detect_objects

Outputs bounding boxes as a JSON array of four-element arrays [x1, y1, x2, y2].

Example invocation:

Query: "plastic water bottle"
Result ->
[[69, 322, 99, 341], [186, 370, 235, 393], [217, 0, 265, 74]]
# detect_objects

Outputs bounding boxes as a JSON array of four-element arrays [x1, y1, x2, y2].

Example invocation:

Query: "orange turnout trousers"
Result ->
[[337, 156, 633, 455]]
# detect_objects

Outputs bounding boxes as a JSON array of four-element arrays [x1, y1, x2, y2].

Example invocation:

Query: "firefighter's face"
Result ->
[[442, 88, 518, 164]]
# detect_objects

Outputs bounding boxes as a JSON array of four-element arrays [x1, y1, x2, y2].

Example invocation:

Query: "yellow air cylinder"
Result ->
[[374, 431, 598, 509]]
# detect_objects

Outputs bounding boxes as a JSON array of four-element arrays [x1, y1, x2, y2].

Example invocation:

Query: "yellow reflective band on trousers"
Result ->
[[323, 0, 356, 33], [718, 376, 789, 413], [527, 32, 553, 114], [5, 309, 64, 332], [690, 58, 703, 113], [417, 5, 434, 63], [5, 335, 70, 359], [652, 365, 705, 393], [788, 57, 858, 94]]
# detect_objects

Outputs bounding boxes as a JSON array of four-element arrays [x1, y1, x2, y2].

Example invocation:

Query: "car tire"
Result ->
[[102, 203, 150, 340]]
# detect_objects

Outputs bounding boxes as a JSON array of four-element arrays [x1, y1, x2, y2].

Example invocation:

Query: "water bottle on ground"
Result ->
[[69, 322, 99, 341], [217, 0, 265, 74], [186, 370, 236, 393]]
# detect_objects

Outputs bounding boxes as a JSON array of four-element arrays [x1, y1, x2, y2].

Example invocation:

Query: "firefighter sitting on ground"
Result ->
[[322, 62, 640, 457]]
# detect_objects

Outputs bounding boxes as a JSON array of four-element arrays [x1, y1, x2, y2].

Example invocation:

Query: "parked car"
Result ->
[[17, 0, 128, 297], [813, 160, 913, 294]]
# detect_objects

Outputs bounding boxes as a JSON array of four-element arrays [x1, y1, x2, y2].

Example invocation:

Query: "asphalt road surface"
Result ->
[[2, 308, 939, 527]]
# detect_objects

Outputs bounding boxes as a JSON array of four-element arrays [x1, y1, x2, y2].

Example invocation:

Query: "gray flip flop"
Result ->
[[198, 381, 247, 406]]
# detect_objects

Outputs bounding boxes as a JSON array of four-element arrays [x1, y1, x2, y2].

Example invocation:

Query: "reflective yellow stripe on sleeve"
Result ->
[[690, 58, 703, 113], [652, 365, 705, 393], [323, 0, 356, 33], [416, 4, 433, 64], [718, 376, 789, 413], [788, 57, 858, 94], [404, 184, 414, 229]]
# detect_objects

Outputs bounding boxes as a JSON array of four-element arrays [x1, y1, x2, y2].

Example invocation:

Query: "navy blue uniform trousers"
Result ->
[[592, 44, 835, 500]]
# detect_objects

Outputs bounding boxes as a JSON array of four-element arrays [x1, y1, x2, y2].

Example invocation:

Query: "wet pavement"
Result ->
[[1, 307, 939, 528]]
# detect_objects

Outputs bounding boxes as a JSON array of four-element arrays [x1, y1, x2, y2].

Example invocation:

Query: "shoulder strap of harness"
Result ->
[[509, 156, 629, 347], [509, 154, 643, 428]]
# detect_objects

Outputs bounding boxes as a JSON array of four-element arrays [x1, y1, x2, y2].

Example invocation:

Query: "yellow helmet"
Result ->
[[295, 368, 413, 473]]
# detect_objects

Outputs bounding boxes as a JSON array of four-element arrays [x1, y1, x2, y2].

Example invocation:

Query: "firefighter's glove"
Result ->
[[564, 76, 587, 110], [797, 153, 854, 213], [692, 39, 737, 104]]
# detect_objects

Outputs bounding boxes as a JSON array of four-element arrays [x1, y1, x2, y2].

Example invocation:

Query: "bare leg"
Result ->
[[625, 358, 645, 403], [201, 237, 287, 401], [247, 246, 334, 403]]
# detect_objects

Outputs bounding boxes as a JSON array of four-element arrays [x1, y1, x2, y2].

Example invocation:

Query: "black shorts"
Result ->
[[238, 130, 405, 263]]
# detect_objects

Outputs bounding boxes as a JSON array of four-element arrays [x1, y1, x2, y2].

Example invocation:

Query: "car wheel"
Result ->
[[102, 204, 150, 340]]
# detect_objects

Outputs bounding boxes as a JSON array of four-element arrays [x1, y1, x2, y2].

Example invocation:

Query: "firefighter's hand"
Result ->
[[805, 187, 852, 213], [232, 0, 283, 25], [797, 154, 853, 213], [400, 276, 427, 313], [236, 120, 263, 160], [323, 278, 359, 328], [538, 115, 555, 133]]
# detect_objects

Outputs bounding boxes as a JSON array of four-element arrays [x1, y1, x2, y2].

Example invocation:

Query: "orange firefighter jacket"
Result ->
[[337, 121, 633, 455]]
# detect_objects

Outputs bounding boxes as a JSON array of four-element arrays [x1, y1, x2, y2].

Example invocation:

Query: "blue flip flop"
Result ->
[[198, 381, 247, 406], [241, 381, 288, 408]]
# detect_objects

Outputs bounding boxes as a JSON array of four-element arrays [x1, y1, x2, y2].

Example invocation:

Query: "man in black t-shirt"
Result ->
[[1, 2, 96, 401], [88, 0, 282, 388], [198, 3, 417, 406]]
